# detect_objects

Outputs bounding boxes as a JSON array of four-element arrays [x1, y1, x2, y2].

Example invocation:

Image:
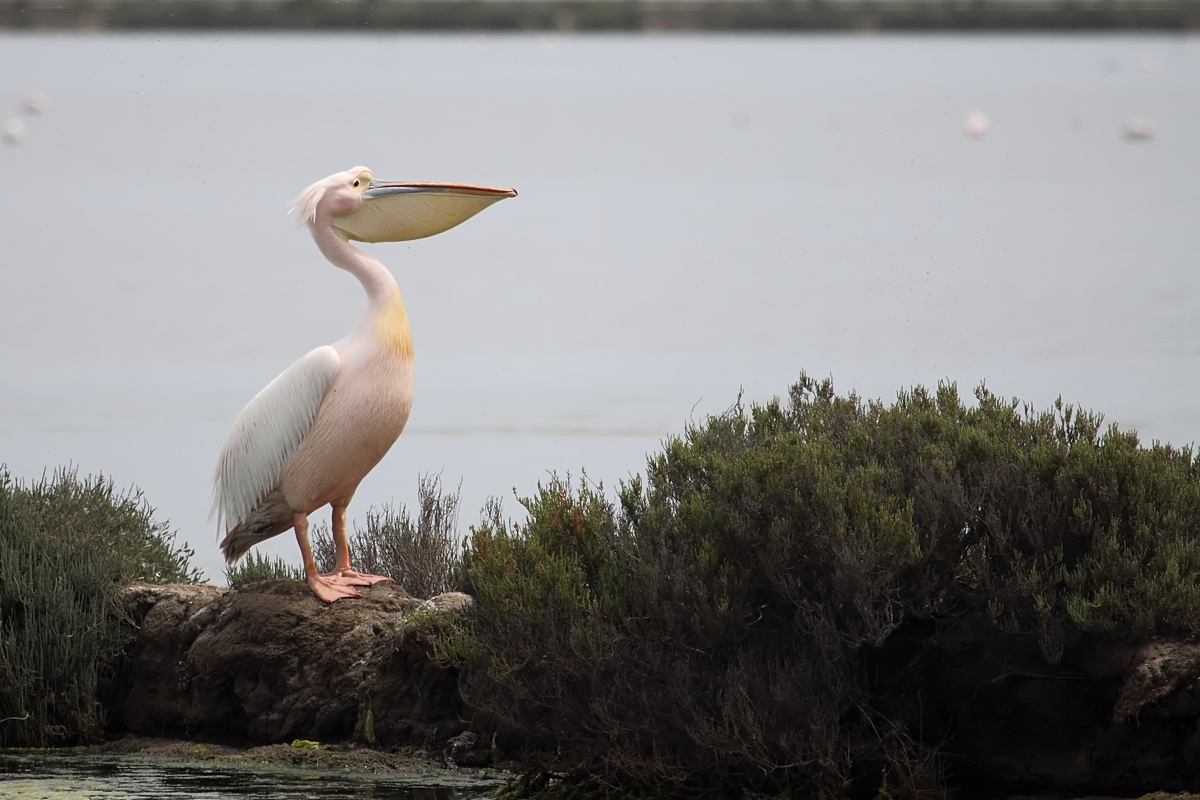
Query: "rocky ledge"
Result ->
[[108, 581, 489, 766], [105, 581, 1200, 794]]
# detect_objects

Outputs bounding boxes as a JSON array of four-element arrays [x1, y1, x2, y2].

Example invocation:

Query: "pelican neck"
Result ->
[[309, 220, 399, 303]]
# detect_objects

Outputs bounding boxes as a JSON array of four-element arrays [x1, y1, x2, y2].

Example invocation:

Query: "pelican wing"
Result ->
[[332, 182, 517, 243], [213, 345, 340, 534]]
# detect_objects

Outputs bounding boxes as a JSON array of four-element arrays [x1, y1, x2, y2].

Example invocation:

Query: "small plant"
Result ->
[[310, 474, 461, 599], [225, 549, 305, 588], [0, 466, 200, 747]]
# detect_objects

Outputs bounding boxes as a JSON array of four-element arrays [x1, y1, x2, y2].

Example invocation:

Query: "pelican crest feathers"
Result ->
[[289, 181, 326, 226]]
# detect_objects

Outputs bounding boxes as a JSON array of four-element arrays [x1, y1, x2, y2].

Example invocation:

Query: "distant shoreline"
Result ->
[[2, 0, 1198, 32]]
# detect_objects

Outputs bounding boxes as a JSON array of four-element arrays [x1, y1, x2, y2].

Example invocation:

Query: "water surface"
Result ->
[[0, 33, 1197, 580], [0, 750, 497, 799]]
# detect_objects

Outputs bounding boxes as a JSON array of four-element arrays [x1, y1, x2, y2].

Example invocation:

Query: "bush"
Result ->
[[0, 466, 200, 747], [443, 374, 1200, 797]]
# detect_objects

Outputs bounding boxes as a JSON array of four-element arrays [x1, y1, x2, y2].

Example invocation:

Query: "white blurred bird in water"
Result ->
[[24, 90, 47, 114], [3, 118, 25, 145], [964, 111, 990, 140], [1124, 117, 1155, 141], [213, 166, 515, 602]]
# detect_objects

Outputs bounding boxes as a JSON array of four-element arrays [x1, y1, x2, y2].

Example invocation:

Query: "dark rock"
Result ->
[[110, 581, 475, 752], [1115, 639, 1200, 722], [445, 730, 491, 767], [871, 618, 1200, 795]]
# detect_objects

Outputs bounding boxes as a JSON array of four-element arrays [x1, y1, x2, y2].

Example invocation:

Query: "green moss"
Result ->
[[364, 708, 377, 745]]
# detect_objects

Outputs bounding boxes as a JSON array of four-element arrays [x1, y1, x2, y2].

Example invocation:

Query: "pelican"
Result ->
[[213, 166, 515, 602]]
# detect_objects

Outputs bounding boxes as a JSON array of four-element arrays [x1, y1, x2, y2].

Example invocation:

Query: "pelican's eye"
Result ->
[[352, 179, 361, 188]]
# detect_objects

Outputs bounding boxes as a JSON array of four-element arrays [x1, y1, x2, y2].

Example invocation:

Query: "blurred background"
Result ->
[[1, 7, 1197, 582]]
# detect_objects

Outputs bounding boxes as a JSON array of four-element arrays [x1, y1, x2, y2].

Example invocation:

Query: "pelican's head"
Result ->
[[291, 166, 517, 243]]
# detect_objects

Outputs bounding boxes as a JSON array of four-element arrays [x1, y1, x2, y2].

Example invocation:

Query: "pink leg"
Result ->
[[320, 503, 394, 587], [295, 512, 360, 603]]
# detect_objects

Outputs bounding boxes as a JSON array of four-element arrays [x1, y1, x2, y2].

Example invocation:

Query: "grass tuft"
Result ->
[[225, 549, 305, 588]]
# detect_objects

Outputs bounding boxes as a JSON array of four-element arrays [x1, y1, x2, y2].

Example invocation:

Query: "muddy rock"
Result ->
[[873, 618, 1200, 794], [444, 730, 492, 767], [110, 581, 472, 749], [1114, 639, 1200, 722]]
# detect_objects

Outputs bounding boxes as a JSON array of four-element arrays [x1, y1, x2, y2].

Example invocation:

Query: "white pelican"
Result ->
[[214, 166, 516, 602]]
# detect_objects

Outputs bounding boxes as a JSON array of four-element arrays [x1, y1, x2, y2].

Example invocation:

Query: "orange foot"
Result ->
[[306, 572, 362, 603], [321, 569, 395, 588]]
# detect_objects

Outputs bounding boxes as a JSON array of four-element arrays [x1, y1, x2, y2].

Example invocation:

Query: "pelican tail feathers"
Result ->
[[220, 490, 295, 564]]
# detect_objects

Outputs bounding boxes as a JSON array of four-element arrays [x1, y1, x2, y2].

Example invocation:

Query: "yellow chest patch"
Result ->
[[374, 292, 413, 359]]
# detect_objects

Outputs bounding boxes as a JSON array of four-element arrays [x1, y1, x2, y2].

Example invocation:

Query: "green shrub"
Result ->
[[444, 374, 1200, 797], [0, 466, 200, 747]]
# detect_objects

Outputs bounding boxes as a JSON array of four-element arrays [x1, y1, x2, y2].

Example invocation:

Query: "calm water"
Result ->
[[0, 33, 1198, 582], [0, 750, 498, 799]]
